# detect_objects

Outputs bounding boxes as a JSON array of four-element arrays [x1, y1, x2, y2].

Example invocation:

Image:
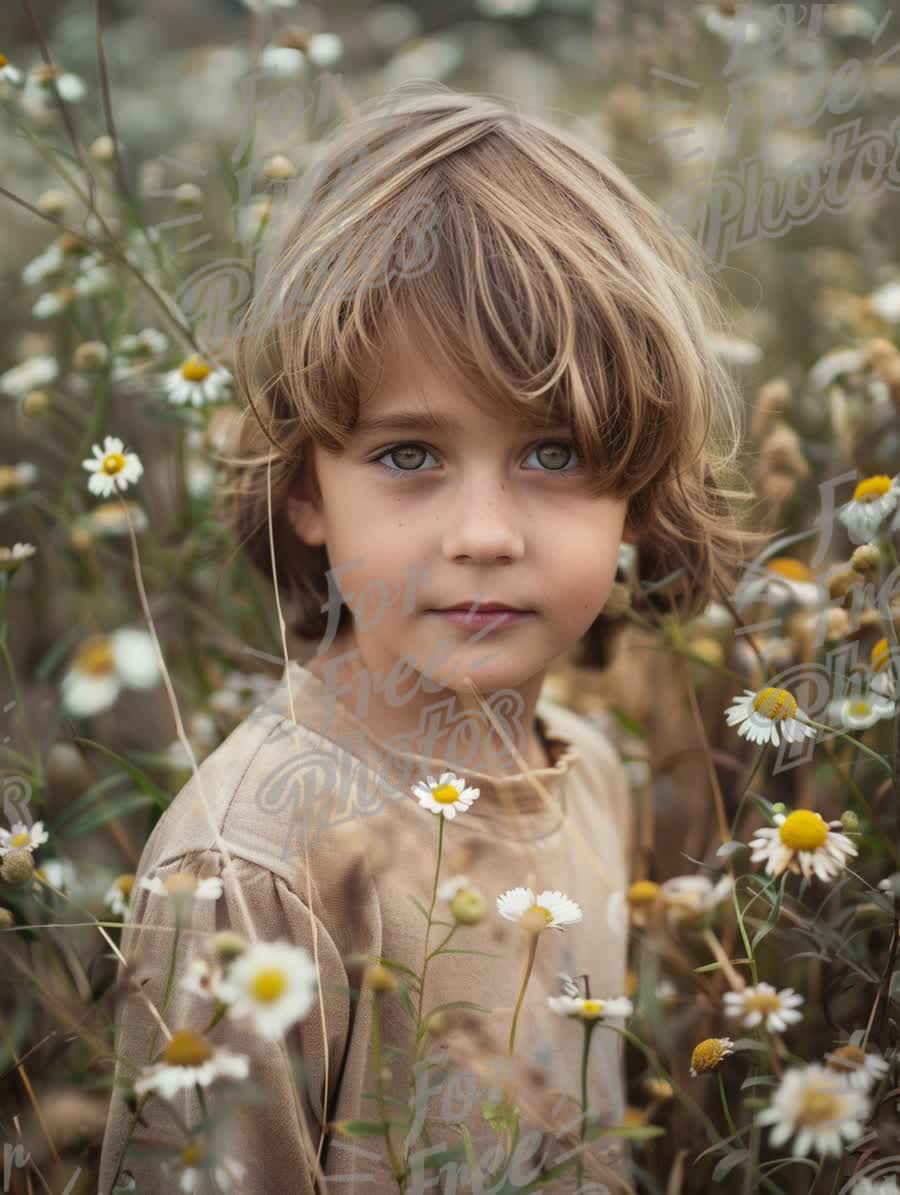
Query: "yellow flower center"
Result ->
[[0, 467, 17, 494], [690, 1038, 729, 1073], [250, 967, 288, 1003], [627, 880, 660, 906], [101, 452, 126, 476], [163, 874, 199, 895], [872, 637, 889, 673], [181, 355, 212, 383], [431, 783, 461, 805], [852, 474, 892, 503], [743, 991, 782, 1014], [779, 810, 828, 852], [797, 1088, 844, 1126], [826, 1044, 866, 1073], [0, 54, 8, 69], [623, 1106, 648, 1128], [116, 874, 135, 897], [73, 636, 116, 677], [848, 700, 871, 717], [625, 969, 638, 997], [162, 1029, 214, 1067], [35, 64, 63, 85], [752, 687, 799, 722], [766, 557, 813, 582], [10, 832, 30, 847], [180, 1142, 204, 1167], [579, 998, 606, 1019]]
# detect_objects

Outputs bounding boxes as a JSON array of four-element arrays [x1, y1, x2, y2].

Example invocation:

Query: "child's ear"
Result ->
[[285, 463, 326, 548]]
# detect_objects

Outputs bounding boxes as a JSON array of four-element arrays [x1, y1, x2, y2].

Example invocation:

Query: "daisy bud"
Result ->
[[1, 849, 34, 887], [363, 963, 397, 993], [90, 135, 115, 162], [22, 390, 49, 417], [73, 341, 109, 371], [823, 608, 850, 642], [600, 581, 631, 619], [771, 802, 786, 814], [449, 886, 487, 926], [46, 741, 89, 791], [0, 907, 14, 929], [688, 637, 724, 668], [849, 545, 881, 574], [36, 189, 67, 216], [213, 931, 247, 961], [840, 810, 859, 833], [174, 183, 204, 207], [69, 526, 93, 552], [263, 154, 298, 182], [829, 569, 864, 600], [423, 1010, 447, 1037], [689, 1037, 735, 1077], [643, 1077, 673, 1101]]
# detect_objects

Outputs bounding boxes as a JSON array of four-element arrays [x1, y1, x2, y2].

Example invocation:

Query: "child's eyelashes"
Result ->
[[368, 439, 585, 478]]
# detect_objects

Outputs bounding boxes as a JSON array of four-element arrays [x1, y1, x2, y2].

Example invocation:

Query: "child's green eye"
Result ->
[[371, 440, 583, 477]]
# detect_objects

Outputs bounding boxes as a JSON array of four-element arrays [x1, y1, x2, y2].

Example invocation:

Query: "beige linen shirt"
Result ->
[[99, 660, 634, 1194]]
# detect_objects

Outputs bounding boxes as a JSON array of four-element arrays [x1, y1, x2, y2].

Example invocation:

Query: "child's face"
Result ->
[[287, 328, 631, 693]]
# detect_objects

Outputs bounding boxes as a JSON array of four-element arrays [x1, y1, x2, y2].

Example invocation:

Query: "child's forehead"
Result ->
[[355, 323, 573, 431]]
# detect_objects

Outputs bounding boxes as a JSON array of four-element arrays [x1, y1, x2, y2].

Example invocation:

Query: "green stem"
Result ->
[[717, 1071, 738, 1138], [370, 990, 406, 1187], [508, 932, 539, 1056], [576, 1021, 597, 1191]]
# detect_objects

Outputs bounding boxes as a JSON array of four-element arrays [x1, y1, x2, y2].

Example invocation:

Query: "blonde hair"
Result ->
[[218, 86, 766, 668]]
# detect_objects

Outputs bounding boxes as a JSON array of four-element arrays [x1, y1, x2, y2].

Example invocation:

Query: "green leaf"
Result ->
[[395, 984, 416, 1023], [712, 1150, 749, 1182], [72, 738, 169, 810], [458, 1125, 486, 1193], [409, 894, 431, 923], [740, 1075, 777, 1090], [57, 793, 154, 842], [333, 1118, 407, 1137], [54, 773, 126, 831], [423, 1000, 493, 1019], [694, 958, 750, 975], [429, 947, 503, 960]]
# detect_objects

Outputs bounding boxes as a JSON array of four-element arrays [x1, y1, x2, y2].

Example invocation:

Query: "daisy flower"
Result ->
[[0, 821, 48, 857], [174, 1142, 246, 1194], [79, 501, 149, 538], [61, 628, 160, 718], [749, 809, 858, 882], [162, 356, 231, 408], [625, 879, 662, 927], [659, 874, 732, 925], [826, 691, 896, 731], [755, 1062, 870, 1157], [0, 543, 36, 574], [33, 857, 77, 893], [21, 64, 86, 119], [0, 52, 23, 87], [22, 245, 65, 286], [496, 886, 583, 933], [412, 772, 480, 820], [306, 33, 344, 66], [723, 982, 805, 1033], [733, 557, 821, 608], [0, 462, 38, 500], [437, 874, 471, 902], [82, 435, 143, 498], [870, 637, 898, 700], [837, 474, 900, 543], [0, 355, 58, 397], [134, 1029, 249, 1100], [824, 1044, 891, 1092], [104, 874, 135, 917], [32, 287, 77, 319], [181, 955, 226, 1002], [725, 686, 817, 748], [217, 939, 318, 1039], [140, 873, 224, 902], [689, 1037, 735, 1077], [547, 993, 633, 1021]]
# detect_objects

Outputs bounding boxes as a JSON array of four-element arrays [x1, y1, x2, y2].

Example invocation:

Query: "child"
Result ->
[[99, 88, 752, 1194]]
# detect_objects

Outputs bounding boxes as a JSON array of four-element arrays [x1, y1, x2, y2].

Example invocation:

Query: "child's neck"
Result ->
[[303, 628, 552, 777]]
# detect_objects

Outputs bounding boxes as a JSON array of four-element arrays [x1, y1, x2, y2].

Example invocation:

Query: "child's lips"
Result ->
[[427, 608, 534, 629]]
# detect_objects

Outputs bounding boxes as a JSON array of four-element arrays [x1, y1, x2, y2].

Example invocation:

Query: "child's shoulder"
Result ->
[[133, 694, 356, 888], [538, 693, 625, 779]]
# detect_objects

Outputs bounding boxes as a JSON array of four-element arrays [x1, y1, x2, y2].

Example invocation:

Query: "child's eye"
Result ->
[[371, 440, 583, 477]]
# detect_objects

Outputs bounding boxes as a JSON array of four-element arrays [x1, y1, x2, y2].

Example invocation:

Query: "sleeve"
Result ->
[[98, 849, 353, 1195]]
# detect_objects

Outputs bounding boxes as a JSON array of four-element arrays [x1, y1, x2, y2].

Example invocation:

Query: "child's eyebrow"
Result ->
[[352, 411, 572, 437]]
